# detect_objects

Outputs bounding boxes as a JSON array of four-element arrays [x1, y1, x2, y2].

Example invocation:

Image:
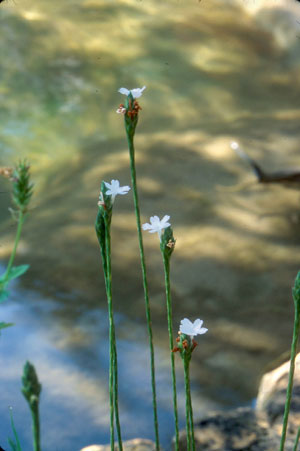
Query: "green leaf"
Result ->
[[0, 322, 14, 331], [8, 408, 22, 451], [0, 289, 10, 303], [8, 438, 18, 451], [6, 265, 29, 282]]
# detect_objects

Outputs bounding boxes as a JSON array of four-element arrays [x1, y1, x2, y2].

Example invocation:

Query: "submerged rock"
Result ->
[[81, 438, 157, 451]]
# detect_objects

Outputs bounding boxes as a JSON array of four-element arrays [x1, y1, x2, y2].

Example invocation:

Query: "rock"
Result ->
[[80, 438, 157, 451], [177, 407, 293, 450], [176, 353, 300, 450], [256, 352, 300, 436], [83, 355, 300, 451]]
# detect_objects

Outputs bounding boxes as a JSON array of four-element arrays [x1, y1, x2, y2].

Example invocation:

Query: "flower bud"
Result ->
[[160, 226, 176, 258], [124, 93, 140, 139], [12, 161, 33, 214], [22, 361, 42, 408]]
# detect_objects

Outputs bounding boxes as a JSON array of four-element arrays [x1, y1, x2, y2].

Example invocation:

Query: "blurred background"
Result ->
[[0, 0, 300, 449]]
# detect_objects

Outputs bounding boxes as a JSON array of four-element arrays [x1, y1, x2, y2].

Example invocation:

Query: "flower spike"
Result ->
[[117, 87, 146, 136]]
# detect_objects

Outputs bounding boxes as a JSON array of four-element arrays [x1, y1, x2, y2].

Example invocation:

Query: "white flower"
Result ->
[[179, 318, 208, 339], [118, 86, 146, 99], [142, 215, 171, 240], [104, 179, 130, 203]]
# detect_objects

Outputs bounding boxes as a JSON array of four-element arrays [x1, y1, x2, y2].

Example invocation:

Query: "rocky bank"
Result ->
[[82, 353, 300, 450]]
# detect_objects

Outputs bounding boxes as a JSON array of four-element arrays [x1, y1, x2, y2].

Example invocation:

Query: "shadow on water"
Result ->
[[1, 0, 300, 448]]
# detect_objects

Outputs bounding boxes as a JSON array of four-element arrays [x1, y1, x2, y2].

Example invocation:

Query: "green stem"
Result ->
[[162, 255, 179, 450], [126, 132, 160, 450], [293, 427, 300, 451], [184, 360, 191, 451], [100, 225, 122, 451], [104, 218, 116, 451], [30, 403, 40, 451], [188, 373, 196, 451], [4, 210, 24, 282], [112, 328, 122, 451], [279, 301, 300, 451]]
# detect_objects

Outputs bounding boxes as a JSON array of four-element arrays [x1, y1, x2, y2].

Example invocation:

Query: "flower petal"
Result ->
[[142, 222, 152, 230], [198, 327, 208, 335], [150, 215, 160, 224], [193, 319, 203, 332], [180, 318, 194, 335], [118, 185, 131, 195], [131, 86, 146, 98], [118, 87, 130, 96]]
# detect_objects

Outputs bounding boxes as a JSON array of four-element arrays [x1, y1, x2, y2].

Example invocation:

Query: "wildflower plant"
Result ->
[[0, 160, 33, 332], [117, 86, 160, 449], [143, 216, 179, 449], [95, 179, 130, 451], [173, 318, 208, 451]]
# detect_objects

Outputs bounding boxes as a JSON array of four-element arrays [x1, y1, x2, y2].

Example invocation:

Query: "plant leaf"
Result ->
[[8, 408, 22, 451], [8, 437, 18, 451], [0, 322, 14, 331], [0, 289, 9, 304], [6, 265, 29, 282]]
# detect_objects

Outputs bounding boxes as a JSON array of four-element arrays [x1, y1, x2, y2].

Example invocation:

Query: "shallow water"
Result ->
[[1, 0, 300, 449], [0, 267, 218, 450]]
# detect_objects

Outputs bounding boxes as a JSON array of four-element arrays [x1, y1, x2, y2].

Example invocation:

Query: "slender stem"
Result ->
[[162, 255, 179, 450], [31, 403, 40, 451], [112, 331, 122, 451], [187, 373, 196, 451], [126, 133, 160, 450], [184, 360, 191, 451], [104, 219, 116, 451], [101, 225, 122, 450], [4, 210, 24, 281], [293, 427, 300, 451], [279, 301, 300, 451]]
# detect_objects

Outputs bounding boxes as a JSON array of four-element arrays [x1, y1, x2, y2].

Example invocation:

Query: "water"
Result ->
[[1, 0, 300, 449], [1, 269, 219, 450]]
